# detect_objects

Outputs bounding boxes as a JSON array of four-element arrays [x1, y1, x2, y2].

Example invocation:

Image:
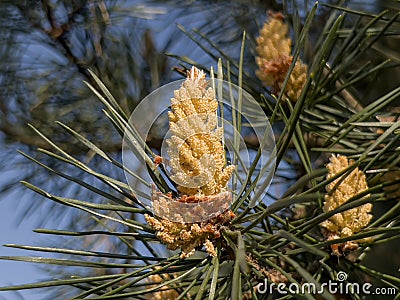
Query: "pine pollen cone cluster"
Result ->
[[145, 210, 235, 259], [166, 66, 235, 196], [146, 268, 179, 300], [320, 155, 373, 254], [255, 12, 308, 101], [145, 66, 236, 258]]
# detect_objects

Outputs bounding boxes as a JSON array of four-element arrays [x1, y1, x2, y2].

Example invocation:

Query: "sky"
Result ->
[[0, 196, 44, 300]]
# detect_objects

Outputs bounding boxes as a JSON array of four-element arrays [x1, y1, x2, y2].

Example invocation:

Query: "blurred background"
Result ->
[[0, 0, 398, 299]]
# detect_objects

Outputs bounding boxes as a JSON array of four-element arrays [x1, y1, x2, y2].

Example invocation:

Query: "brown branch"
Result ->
[[14, 1, 91, 80], [43, 0, 91, 79]]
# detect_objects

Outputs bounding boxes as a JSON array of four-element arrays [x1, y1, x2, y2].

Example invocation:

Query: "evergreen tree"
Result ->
[[0, 1, 399, 299]]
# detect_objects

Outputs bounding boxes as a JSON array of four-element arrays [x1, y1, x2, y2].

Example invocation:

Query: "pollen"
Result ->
[[320, 155, 373, 254], [166, 66, 235, 196], [145, 66, 236, 258], [255, 11, 308, 102]]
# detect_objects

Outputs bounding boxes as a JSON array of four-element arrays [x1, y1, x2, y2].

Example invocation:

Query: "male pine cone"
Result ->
[[320, 155, 373, 238], [255, 12, 308, 101], [166, 66, 235, 196]]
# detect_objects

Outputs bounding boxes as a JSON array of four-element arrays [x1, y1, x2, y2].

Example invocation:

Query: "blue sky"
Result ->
[[0, 197, 43, 300]]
